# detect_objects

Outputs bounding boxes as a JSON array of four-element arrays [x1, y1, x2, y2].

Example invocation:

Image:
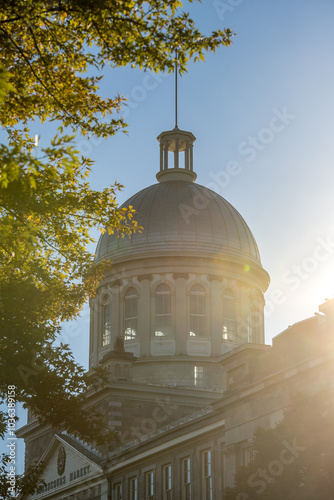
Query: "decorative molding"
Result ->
[[207, 274, 224, 282], [111, 279, 122, 287], [172, 273, 189, 280], [137, 274, 153, 282], [187, 339, 211, 356], [150, 339, 176, 356], [224, 444, 237, 455], [236, 280, 250, 290], [101, 291, 112, 305]]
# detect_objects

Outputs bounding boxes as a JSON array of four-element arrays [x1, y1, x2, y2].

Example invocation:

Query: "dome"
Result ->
[[95, 180, 262, 267], [90, 127, 270, 375]]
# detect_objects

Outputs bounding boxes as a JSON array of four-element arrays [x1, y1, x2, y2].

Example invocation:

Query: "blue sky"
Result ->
[[5, 0, 334, 472], [61, 0, 334, 366]]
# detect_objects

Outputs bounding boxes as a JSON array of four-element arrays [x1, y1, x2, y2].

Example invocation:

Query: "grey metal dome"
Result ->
[[95, 180, 263, 266]]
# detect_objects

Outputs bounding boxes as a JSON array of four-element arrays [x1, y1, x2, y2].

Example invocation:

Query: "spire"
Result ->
[[175, 51, 178, 129], [156, 53, 197, 183]]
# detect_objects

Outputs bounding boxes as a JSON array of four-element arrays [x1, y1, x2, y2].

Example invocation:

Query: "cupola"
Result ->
[[156, 127, 197, 182]]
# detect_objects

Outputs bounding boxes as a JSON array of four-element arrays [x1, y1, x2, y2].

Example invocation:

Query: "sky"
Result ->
[[5, 0, 334, 474], [60, 0, 334, 367]]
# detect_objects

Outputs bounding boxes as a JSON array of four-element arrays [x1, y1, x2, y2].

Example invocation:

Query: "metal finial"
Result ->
[[175, 51, 178, 128]]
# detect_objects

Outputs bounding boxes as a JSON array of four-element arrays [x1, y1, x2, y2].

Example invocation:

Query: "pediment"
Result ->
[[24, 434, 105, 499]]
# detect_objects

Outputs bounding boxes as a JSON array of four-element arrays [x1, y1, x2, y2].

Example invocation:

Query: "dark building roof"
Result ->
[[96, 180, 263, 267]]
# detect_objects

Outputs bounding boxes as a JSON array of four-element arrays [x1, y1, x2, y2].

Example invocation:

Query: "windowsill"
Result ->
[[187, 335, 211, 339]]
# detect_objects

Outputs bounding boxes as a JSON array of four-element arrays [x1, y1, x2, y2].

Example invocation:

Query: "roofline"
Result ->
[[105, 418, 225, 474]]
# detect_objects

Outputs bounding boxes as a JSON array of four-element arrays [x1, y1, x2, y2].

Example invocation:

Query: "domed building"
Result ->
[[18, 123, 334, 500], [90, 126, 269, 392]]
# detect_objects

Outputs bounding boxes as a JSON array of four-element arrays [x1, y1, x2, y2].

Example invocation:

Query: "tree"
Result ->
[[0, 133, 138, 440], [0, 0, 232, 495], [0, 0, 231, 137], [223, 391, 334, 500]]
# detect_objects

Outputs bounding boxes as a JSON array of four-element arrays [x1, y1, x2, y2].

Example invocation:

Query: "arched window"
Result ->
[[222, 289, 236, 341], [155, 284, 171, 336], [190, 284, 206, 337], [124, 287, 138, 340], [102, 302, 112, 346]]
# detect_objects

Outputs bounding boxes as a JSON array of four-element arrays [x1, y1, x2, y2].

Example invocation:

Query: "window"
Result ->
[[155, 284, 171, 336], [129, 477, 137, 500], [145, 471, 154, 500], [194, 366, 204, 388], [202, 450, 213, 500], [102, 303, 112, 346], [115, 482, 122, 500], [163, 464, 172, 500], [222, 289, 236, 341], [244, 447, 254, 466], [190, 284, 205, 336], [182, 458, 191, 500], [124, 287, 138, 340]]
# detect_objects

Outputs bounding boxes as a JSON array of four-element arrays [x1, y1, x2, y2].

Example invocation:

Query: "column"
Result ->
[[209, 277, 222, 355], [111, 281, 121, 342], [160, 142, 164, 172], [138, 274, 153, 356], [255, 292, 265, 344], [164, 141, 168, 170], [173, 273, 188, 354], [190, 143, 193, 172], [185, 141, 189, 170], [174, 138, 179, 169], [238, 283, 249, 343]]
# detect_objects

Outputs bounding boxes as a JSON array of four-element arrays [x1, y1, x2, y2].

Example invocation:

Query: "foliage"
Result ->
[[0, 0, 232, 137], [0, 132, 138, 441], [223, 391, 334, 500]]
